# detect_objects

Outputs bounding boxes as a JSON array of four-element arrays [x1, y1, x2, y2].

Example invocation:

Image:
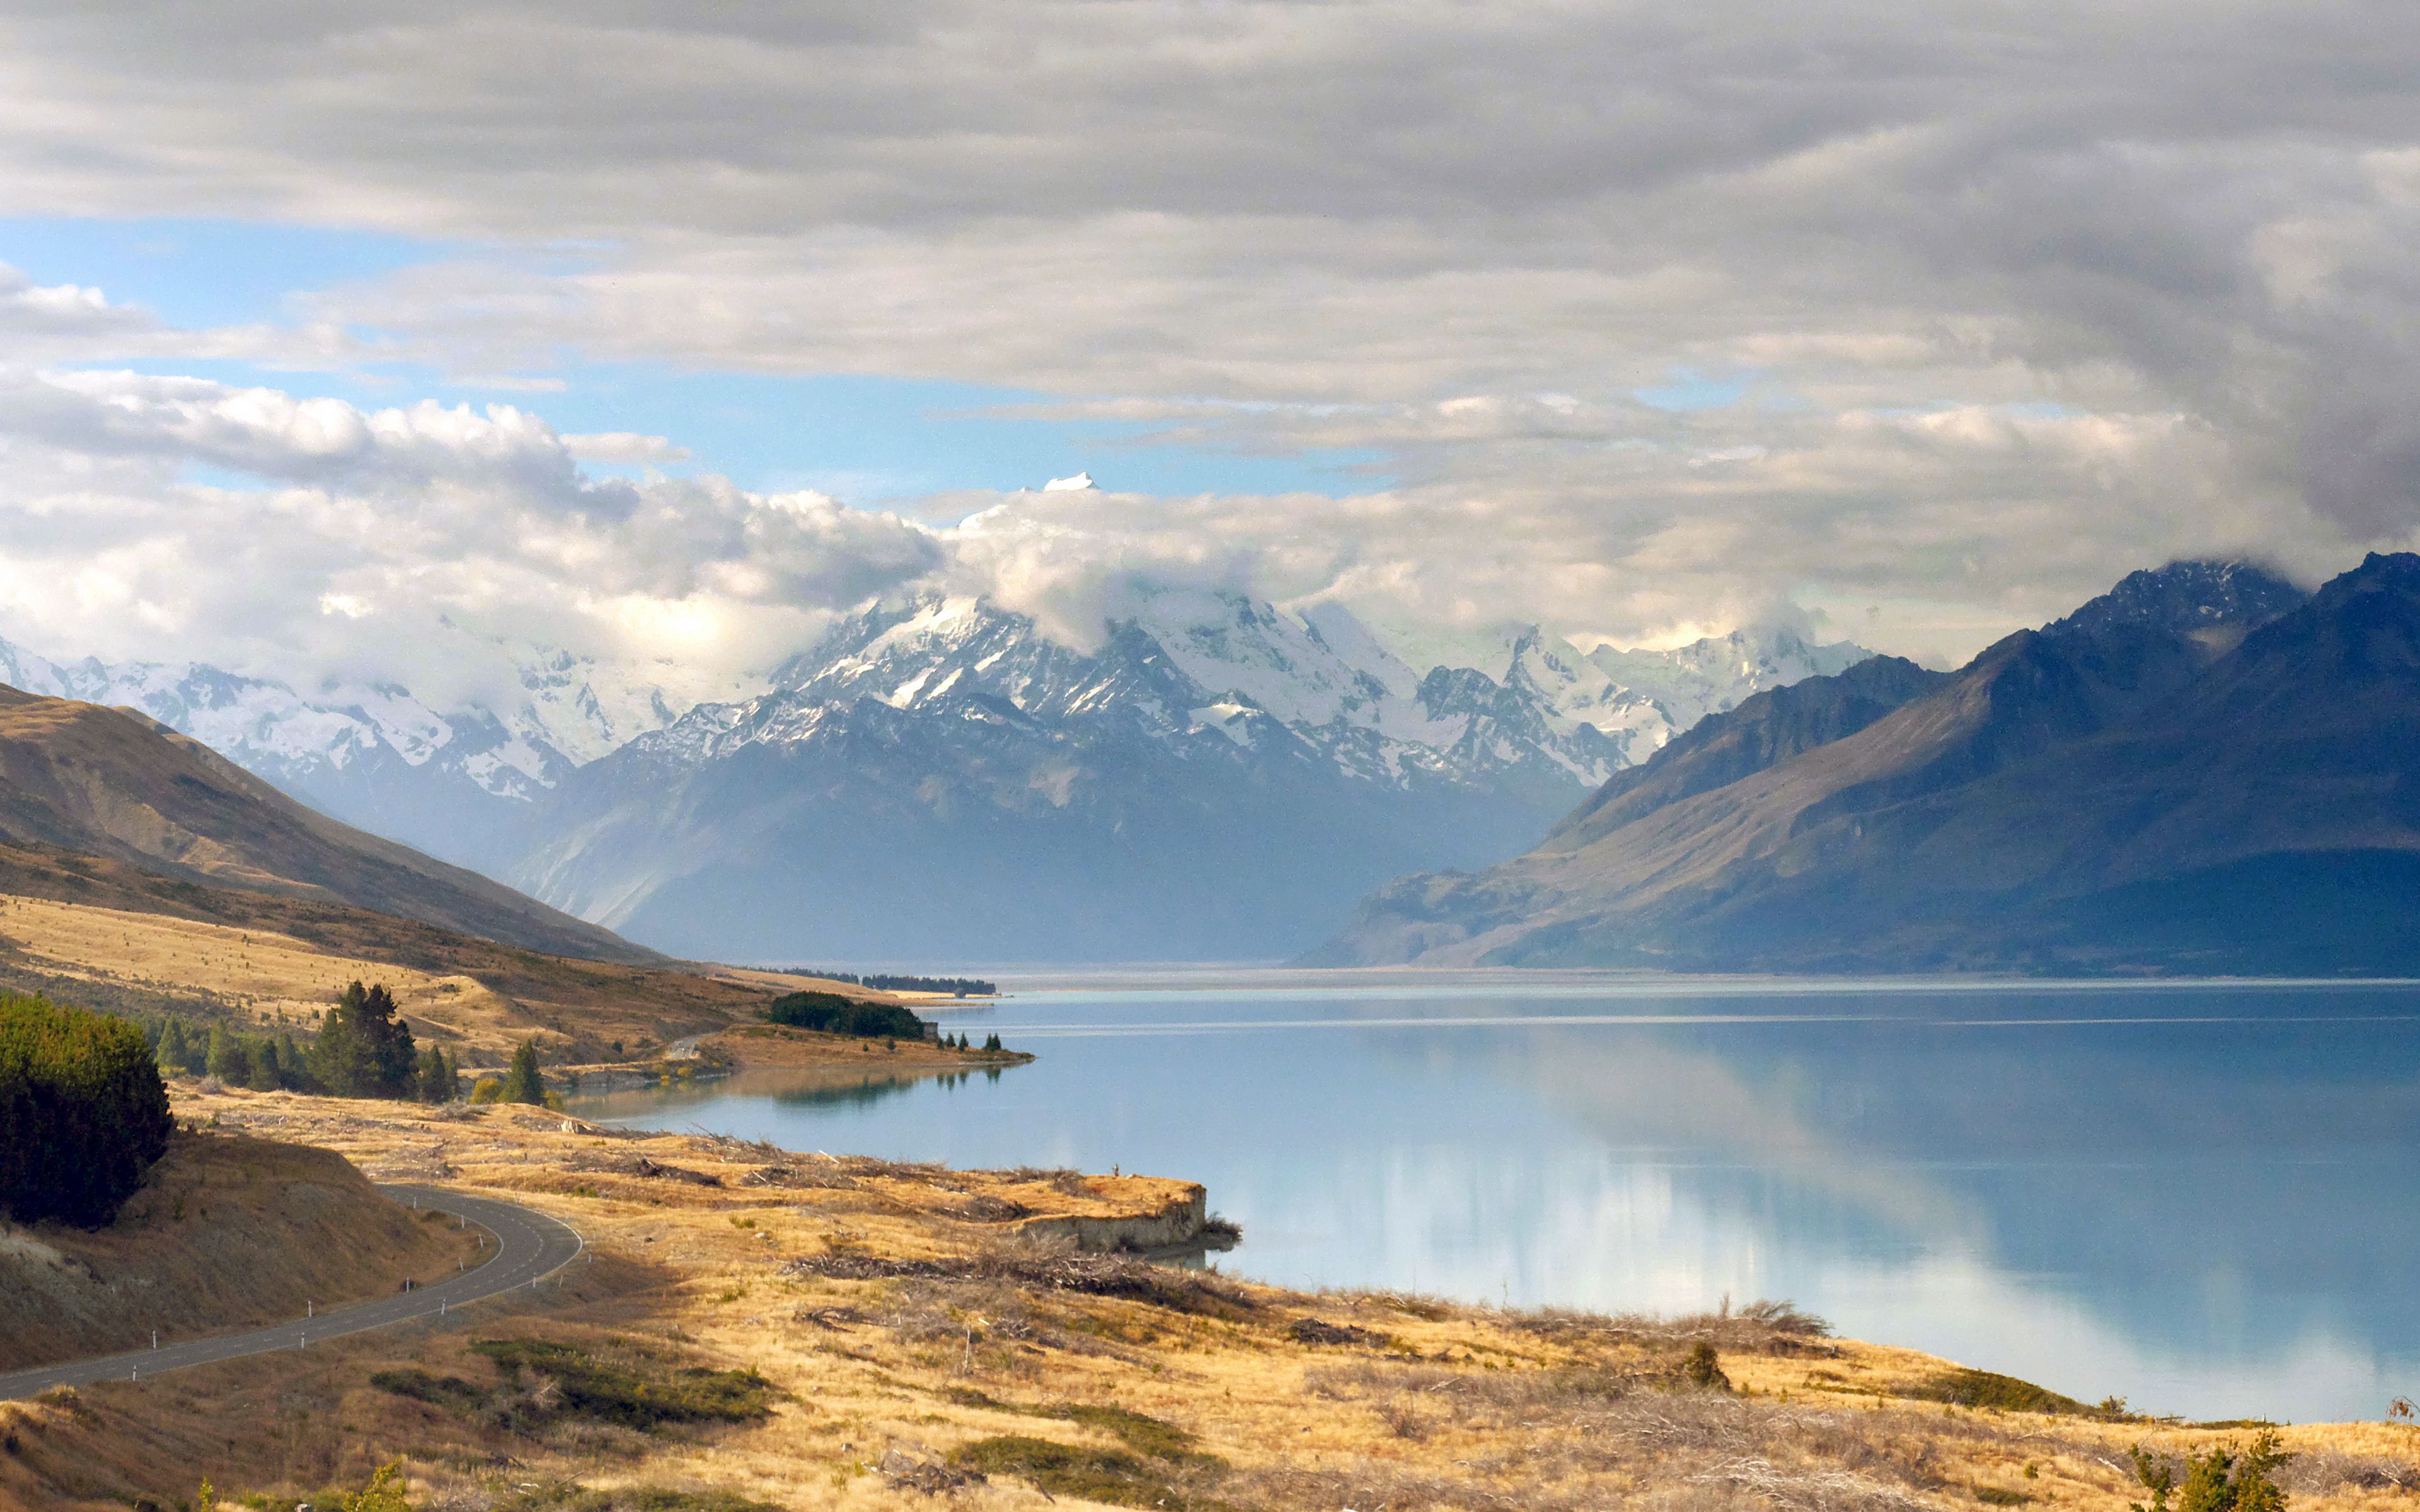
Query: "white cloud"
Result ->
[[0, 2, 2414, 675], [562, 431, 691, 464], [0, 369, 942, 701]]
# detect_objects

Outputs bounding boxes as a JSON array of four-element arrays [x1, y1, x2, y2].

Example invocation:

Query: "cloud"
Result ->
[[0, 1, 2416, 670], [0, 369, 942, 700], [562, 431, 690, 464]]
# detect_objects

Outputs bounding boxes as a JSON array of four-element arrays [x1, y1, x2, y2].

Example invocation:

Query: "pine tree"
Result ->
[[157, 1018, 192, 1075], [417, 1045, 459, 1103], [311, 982, 418, 1099], [500, 1040, 546, 1104], [274, 1031, 306, 1088], [205, 1024, 246, 1082], [245, 1038, 282, 1091]]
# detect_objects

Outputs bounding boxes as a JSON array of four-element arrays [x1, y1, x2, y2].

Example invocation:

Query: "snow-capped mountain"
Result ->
[[510, 588, 1869, 962], [0, 638, 702, 872], [0, 585, 1868, 962]]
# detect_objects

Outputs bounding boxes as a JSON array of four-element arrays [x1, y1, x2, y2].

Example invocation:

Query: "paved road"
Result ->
[[0, 1186, 584, 1401]]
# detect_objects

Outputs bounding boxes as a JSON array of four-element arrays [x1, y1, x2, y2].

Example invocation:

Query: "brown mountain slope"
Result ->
[[1313, 557, 2400, 974], [0, 685, 651, 965], [0, 840, 827, 1063]]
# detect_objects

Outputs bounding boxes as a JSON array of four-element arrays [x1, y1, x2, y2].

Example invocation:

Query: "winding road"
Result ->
[[0, 1186, 585, 1402]]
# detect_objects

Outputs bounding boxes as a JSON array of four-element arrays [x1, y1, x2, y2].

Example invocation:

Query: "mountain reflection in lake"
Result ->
[[565, 971, 2420, 1423]]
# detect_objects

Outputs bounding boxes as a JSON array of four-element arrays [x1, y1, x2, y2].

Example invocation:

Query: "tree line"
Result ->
[[764, 990, 932, 1040], [778, 969, 998, 997], [149, 982, 462, 1102], [0, 991, 173, 1225]]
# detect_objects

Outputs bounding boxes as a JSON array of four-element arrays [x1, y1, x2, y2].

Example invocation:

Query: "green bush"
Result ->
[[765, 991, 928, 1040], [0, 992, 174, 1226]]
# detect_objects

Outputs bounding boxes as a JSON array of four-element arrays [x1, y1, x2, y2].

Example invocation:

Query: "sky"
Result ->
[[3, 0, 2419, 703]]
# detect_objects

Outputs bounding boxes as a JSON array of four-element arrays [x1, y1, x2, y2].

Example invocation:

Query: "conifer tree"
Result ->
[[157, 1018, 192, 1075], [500, 1040, 546, 1104], [205, 1023, 246, 1082], [245, 1038, 282, 1092], [417, 1044, 460, 1102], [310, 981, 418, 1099]]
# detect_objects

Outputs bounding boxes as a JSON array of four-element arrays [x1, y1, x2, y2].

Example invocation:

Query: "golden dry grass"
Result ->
[[0, 1129, 480, 1372], [3, 1086, 2412, 1512], [0, 891, 921, 1071]]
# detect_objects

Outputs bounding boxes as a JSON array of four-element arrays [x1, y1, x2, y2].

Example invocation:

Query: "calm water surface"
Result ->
[[567, 972, 2420, 1423]]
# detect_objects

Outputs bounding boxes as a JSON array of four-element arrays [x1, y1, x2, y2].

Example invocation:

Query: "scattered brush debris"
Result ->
[[879, 1448, 987, 1494], [613, 1154, 722, 1187], [2279, 1448, 2420, 1493], [1511, 1297, 1836, 1354], [781, 1239, 1256, 1314], [1287, 1317, 1386, 1347], [488, 1483, 786, 1511], [951, 1194, 1034, 1222]]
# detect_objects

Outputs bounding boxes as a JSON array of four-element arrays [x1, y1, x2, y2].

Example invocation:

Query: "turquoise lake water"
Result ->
[[567, 971, 2420, 1423]]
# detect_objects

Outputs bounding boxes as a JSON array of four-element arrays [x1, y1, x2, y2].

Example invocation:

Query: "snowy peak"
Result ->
[[708, 587, 1872, 799], [1583, 626, 1871, 733], [2049, 559, 2308, 641]]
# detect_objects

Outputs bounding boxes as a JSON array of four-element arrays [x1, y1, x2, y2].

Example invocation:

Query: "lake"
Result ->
[[565, 970, 2420, 1424]]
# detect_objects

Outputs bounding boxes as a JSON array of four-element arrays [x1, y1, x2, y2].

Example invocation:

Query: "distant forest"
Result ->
[[782, 969, 997, 997]]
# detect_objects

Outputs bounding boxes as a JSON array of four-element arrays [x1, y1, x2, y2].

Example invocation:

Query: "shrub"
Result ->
[[470, 1075, 505, 1105], [1681, 1341, 1731, 1390], [2133, 1429, 2293, 1512], [763, 991, 929, 1040], [0, 992, 175, 1225]]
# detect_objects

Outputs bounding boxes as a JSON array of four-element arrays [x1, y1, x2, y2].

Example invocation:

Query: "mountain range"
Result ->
[[1313, 556, 2420, 975], [0, 589, 1865, 962]]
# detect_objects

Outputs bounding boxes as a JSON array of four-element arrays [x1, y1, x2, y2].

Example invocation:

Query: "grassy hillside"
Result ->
[[0, 849, 884, 1065], [0, 687, 651, 964], [0, 1130, 476, 1372]]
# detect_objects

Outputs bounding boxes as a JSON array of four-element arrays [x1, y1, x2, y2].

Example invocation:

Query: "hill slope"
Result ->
[[1311, 558, 2420, 974], [0, 686, 654, 965]]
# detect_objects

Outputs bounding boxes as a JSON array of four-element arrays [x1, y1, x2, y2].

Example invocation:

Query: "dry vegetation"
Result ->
[[2, 1087, 2414, 1512], [0, 1130, 480, 1371], [0, 885, 899, 1071]]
